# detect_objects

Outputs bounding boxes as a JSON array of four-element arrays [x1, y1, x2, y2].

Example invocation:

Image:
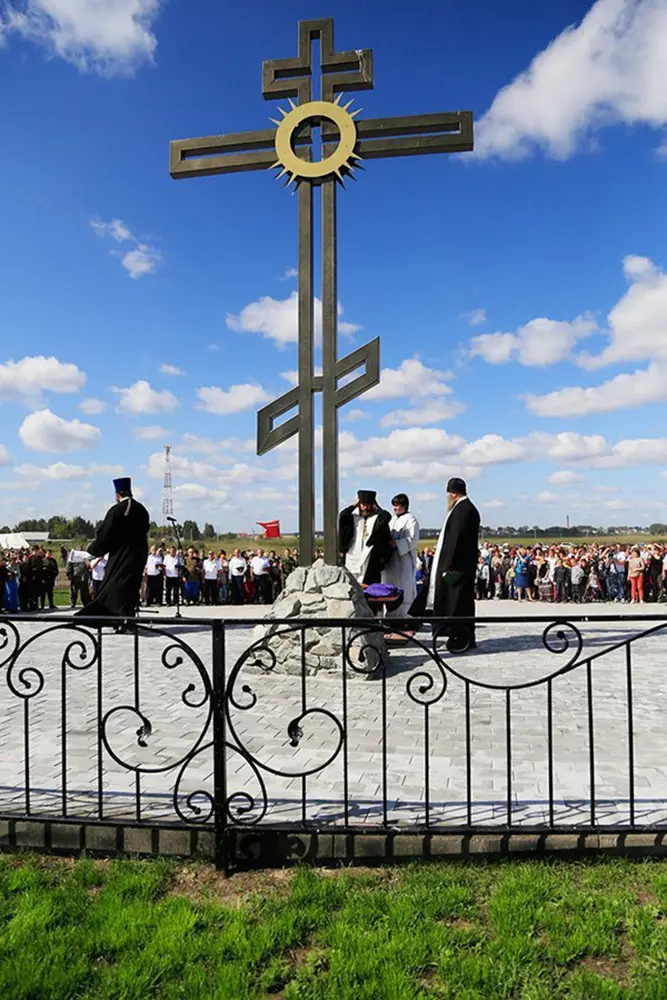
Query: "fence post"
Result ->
[[212, 620, 228, 874]]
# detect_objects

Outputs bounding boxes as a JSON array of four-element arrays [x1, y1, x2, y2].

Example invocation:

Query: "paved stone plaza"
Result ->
[[1, 602, 666, 832]]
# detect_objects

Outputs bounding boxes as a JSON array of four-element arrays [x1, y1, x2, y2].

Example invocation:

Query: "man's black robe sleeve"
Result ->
[[367, 510, 394, 571], [87, 506, 119, 558], [338, 506, 356, 556]]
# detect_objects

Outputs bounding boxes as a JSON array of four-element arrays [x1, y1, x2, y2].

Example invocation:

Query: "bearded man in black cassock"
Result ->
[[338, 490, 393, 585], [410, 477, 480, 652], [77, 477, 150, 621]]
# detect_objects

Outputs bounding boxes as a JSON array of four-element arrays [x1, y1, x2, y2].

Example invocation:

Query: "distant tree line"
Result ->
[[4, 517, 666, 543]]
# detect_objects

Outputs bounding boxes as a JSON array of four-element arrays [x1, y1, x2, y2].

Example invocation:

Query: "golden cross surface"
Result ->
[[169, 17, 474, 566]]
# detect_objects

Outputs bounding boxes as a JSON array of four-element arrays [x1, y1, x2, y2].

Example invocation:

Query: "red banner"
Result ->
[[257, 520, 281, 539]]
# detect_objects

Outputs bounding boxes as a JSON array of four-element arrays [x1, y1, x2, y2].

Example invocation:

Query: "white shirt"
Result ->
[[344, 512, 378, 582], [228, 556, 247, 577], [164, 553, 181, 578], [382, 511, 420, 613], [91, 556, 107, 582], [145, 553, 163, 576], [203, 557, 220, 580], [427, 496, 466, 610], [251, 556, 270, 576]]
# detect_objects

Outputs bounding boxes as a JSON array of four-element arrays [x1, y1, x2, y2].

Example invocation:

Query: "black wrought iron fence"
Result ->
[[1, 611, 667, 871]]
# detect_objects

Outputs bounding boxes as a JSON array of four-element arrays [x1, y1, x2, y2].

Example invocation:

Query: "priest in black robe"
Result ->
[[410, 478, 480, 652], [338, 490, 393, 584], [77, 477, 150, 621]]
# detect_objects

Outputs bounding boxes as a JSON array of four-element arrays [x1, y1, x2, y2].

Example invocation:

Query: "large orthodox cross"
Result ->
[[170, 17, 473, 566]]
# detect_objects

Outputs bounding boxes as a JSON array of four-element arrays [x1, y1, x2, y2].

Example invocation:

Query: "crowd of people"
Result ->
[[0, 545, 60, 612], [3, 538, 667, 613], [415, 542, 667, 605], [138, 544, 308, 607]]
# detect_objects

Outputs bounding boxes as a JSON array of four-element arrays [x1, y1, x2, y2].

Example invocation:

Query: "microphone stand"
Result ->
[[167, 517, 183, 620]]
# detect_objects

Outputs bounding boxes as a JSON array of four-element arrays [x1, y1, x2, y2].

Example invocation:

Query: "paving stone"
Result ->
[[124, 826, 154, 855], [15, 822, 45, 848], [50, 824, 82, 850], [159, 829, 192, 856]]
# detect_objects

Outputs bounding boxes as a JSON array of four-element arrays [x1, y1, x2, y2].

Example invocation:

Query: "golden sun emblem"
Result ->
[[271, 95, 362, 185]]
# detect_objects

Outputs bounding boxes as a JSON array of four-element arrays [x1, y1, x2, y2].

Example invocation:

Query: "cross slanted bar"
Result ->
[[170, 17, 473, 566]]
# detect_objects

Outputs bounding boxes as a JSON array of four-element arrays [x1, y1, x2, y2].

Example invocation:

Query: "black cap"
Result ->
[[446, 478, 467, 495], [358, 490, 377, 503]]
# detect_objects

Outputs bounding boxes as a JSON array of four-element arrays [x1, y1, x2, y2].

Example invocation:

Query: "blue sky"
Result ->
[[1, 0, 666, 532]]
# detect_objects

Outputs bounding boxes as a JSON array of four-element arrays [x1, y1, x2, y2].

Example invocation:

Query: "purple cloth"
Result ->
[[364, 583, 402, 599]]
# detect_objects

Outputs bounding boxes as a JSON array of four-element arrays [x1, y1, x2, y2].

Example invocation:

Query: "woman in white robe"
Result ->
[[382, 493, 420, 616]]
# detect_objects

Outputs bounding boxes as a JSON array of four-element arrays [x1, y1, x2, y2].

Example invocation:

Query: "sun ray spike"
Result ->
[[288, 97, 297, 110], [334, 93, 344, 105], [350, 151, 363, 161], [343, 100, 355, 111], [269, 118, 281, 126], [350, 108, 362, 118], [270, 160, 282, 170]]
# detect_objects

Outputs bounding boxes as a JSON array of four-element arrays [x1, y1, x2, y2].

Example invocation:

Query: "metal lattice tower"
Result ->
[[162, 444, 174, 521]]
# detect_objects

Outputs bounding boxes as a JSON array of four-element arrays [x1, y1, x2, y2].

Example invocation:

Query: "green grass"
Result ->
[[2, 856, 667, 998]]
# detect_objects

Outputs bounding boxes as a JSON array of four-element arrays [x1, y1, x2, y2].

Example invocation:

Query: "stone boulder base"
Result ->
[[251, 560, 388, 677]]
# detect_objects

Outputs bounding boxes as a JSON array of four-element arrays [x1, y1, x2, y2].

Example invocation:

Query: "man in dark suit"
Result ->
[[410, 477, 480, 652]]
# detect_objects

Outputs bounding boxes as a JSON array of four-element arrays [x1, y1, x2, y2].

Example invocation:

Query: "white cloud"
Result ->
[[195, 383, 270, 415], [0, 355, 85, 404], [281, 267, 298, 280], [470, 314, 597, 367], [593, 439, 667, 468], [207, 343, 219, 352], [579, 255, 667, 368], [89, 218, 132, 241], [119, 244, 161, 279], [133, 424, 169, 440], [113, 380, 179, 415], [79, 397, 106, 414], [415, 492, 439, 503], [604, 499, 633, 511], [159, 363, 185, 376], [226, 290, 360, 348], [547, 469, 584, 486], [462, 308, 487, 327], [459, 434, 526, 465], [2, 0, 163, 75], [483, 499, 506, 509], [475, 0, 667, 160], [14, 461, 122, 481], [342, 408, 367, 423], [525, 431, 609, 463], [90, 217, 161, 278], [537, 491, 556, 503], [0, 444, 10, 465], [380, 398, 466, 427], [146, 451, 266, 486], [366, 358, 455, 401], [525, 361, 667, 416], [172, 483, 229, 504], [19, 409, 101, 453], [146, 452, 218, 481]]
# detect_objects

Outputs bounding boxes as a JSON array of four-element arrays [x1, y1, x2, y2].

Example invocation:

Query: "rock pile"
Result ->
[[250, 559, 388, 677]]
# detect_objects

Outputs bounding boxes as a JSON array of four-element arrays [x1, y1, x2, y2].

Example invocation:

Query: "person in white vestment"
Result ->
[[382, 493, 420, 616]]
